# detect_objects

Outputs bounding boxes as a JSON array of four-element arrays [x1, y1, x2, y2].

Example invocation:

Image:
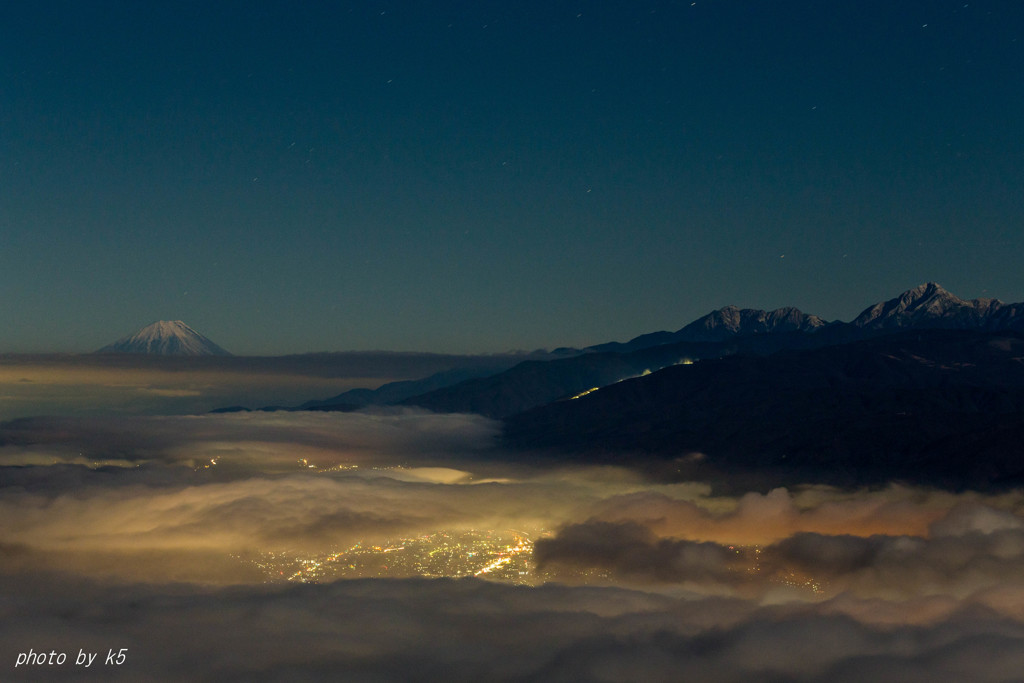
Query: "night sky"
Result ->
[[3, 1, 1022, 354]]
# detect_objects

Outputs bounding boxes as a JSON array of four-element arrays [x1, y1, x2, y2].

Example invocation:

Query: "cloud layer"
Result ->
[[6, 576, 1024, 682], [4, 408, 1024, 680]]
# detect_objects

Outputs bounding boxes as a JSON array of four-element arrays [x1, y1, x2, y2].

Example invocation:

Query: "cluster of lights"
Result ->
[[569, 387, 600, 400], [242, 531, 825, 595], [474, 536, 531, 576], [242, 529, 543, 585]]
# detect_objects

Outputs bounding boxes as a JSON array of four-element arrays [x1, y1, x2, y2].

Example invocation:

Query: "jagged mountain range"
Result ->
[[224, 281, 1023, 399], [426, 283, 1024, 491], [589, 282, 1024, 353], [850, 282, 1024, 331], [208, 282, 1024, 490], [231, 282, 1024, 418], [187, 282, 1024, 491], [97, 321, 232, 356], [395, 283, 1024, 419]]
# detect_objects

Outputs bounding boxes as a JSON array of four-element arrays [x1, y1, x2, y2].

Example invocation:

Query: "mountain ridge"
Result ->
[[587, 305, 829, 353], [394, 283, 1024, 418], [850, 282, 1021, 331], [503, 328, 1024, 491], [590, 283, 1024, 354], [211, 283, 1024, 416]]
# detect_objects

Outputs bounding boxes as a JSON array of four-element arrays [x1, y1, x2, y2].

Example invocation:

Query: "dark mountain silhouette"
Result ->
[[399, 284, 1024, 419], [398, 333, 858, 419], [240, 283, 1024, 435], [211, 350, 579, 413], [398, 346, 694, 419], [503, 329, 1024, 491], [300, 363, 527, 412]]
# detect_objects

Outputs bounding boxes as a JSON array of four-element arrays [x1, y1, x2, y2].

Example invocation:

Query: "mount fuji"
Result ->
[[97, 321, 232, 356]]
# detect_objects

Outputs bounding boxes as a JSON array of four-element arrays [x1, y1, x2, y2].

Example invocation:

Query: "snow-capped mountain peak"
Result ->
[[96, 321, 232, 356], [851, 283, 1005, 330], [672, 304, 828, 342]]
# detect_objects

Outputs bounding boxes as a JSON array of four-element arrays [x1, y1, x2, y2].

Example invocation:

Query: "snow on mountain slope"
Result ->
[[851, 282, 1014, 331], [96, 321, 232, 356]]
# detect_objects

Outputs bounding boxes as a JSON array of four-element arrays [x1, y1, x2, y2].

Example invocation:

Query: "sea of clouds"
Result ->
[[3, 409, 1024, 681]]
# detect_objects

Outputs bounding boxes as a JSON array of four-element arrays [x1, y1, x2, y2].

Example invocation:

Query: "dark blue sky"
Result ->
[[2, 1, 1022, 354]]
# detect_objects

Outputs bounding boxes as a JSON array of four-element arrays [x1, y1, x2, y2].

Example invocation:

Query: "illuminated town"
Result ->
[[239, 532, 823, 594], [241, 529, 549, 585], [215, 463, 826, 592], [226, 461, 824, 591]]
